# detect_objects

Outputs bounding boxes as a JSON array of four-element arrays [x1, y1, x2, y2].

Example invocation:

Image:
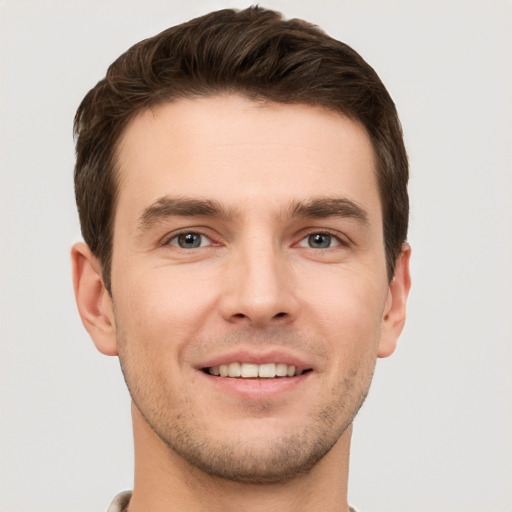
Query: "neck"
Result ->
[[128, 403, 352, 512]]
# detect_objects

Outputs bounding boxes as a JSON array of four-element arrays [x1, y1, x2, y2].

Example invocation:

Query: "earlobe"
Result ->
[[377, 243, 412, 358], [71, 242, 118, 356]]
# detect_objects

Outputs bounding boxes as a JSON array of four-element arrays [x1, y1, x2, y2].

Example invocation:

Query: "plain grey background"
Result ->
[[1, 1, 511, 511]]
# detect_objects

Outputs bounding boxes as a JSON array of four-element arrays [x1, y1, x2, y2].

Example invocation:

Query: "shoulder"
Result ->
[[106, 491, 132, 512]]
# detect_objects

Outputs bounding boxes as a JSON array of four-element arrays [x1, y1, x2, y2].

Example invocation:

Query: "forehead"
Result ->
[[114, 95, 380, 224]]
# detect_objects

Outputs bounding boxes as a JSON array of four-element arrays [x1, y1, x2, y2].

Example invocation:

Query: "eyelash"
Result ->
[[163, 229, 348, 250], [164, 230, 218, 249], [296, 230, 348, 249]]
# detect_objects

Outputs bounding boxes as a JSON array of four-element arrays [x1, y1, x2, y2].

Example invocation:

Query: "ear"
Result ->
[[377, 243, 412, 358], [71, 242, 118, 356]]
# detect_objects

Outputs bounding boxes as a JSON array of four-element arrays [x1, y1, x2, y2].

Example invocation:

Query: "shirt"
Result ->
[[107, 490, 359, 511]]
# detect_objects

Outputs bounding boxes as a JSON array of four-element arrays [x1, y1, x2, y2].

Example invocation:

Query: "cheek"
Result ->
[[113, 266, 222, 354], [299, 267, 387, 353], [113, 272, 209, 405]]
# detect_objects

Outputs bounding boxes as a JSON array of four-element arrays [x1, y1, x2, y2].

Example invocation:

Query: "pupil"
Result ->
[[309, 233, 330, 248], [179, 233, 201, 248]]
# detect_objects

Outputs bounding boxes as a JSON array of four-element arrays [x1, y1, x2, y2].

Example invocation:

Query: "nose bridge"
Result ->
[[222, 231, 296, 326]]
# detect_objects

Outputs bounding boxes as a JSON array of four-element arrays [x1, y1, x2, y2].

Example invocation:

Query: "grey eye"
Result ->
[[171, 232, 207, 249], [297, 233, 341, 249], [308, 233, 332, 248]]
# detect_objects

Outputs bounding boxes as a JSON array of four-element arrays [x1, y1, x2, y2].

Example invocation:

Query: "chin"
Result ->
[[165, 429, 340, 485], [143, 398, 358, 485]]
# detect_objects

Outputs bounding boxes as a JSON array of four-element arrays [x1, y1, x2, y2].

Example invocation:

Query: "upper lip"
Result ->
[[196, 348, 314, 372]]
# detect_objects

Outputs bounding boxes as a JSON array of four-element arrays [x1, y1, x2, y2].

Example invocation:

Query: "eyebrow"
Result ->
[[138, 196, 232, 229], [289, 197, 369, 226], [137, 195, 370, 231]]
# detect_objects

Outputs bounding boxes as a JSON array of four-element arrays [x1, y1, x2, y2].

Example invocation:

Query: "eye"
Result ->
[[168, 232, 211, 249], [298, 232, 341, 249]]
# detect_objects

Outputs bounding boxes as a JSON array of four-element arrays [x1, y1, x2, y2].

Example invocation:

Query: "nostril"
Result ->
[[229, 311, 289, 324]]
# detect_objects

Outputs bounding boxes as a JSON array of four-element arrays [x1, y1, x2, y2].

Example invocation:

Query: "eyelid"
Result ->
[[160, 228, 218, 248], [159, 227, 350, 249], [294, 229, 350, 247], [169, 233, 210, 248]]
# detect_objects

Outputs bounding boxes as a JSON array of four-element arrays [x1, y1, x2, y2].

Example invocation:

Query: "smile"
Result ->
[[205, 362, 309, 378]]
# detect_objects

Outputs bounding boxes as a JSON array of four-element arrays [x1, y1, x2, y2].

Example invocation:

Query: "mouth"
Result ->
[[202, 362, 312, 379]]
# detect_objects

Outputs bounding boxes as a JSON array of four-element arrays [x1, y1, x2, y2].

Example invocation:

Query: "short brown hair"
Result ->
[[74, 6, 408, 293]]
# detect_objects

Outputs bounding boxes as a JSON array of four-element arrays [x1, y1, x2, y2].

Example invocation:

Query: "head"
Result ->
[[74, 6, 408, 294], [72, 6, 411, 486]]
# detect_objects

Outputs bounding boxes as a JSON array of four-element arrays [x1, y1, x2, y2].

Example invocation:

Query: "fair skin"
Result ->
[[72, 95, 411, 512]]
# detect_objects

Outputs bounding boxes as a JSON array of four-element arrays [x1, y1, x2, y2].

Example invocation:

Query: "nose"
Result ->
[[219, 242, 298, 327]]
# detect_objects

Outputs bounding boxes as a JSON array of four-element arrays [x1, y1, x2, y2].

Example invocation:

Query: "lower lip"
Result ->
[[199, 371, 311, 400]]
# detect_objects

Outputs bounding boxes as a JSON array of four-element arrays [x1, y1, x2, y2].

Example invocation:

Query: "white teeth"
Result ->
[[258, 363, 276, 378], [241, 363, 259, 378], [228, 362, 241, 377], [276, 363, 288, 377], [208, 362, 305, 378]]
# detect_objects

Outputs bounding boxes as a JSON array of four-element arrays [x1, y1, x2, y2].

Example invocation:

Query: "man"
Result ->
[[71, 6, 411, 512]]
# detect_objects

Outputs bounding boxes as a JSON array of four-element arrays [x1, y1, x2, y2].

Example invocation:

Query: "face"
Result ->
[[95, 95, 408, 483]]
